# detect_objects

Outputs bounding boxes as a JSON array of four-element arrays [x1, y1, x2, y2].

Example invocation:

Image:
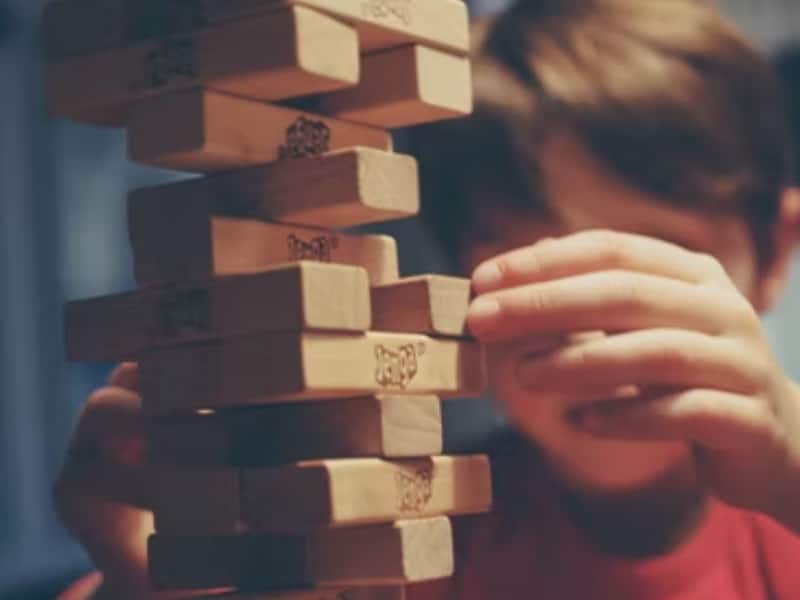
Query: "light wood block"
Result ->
[[66, 262, 371, 361], [152, 456, 490, 533], [47, 6, 359, 126], [319, 45, 472, 128], [194, 588, 406, 600], [148, 517, 453, 589], [139, 332, 487, 413], [128, 89, 392, 173], [147, 395, 442, 467], [371, 276, 470, 337], [128, 148, 418, 229], [130, 216, 399, 287], [44, 0, 468, 58]]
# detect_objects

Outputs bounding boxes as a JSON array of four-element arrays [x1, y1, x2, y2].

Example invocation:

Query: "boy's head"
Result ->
[[415, 0, 799, 491]]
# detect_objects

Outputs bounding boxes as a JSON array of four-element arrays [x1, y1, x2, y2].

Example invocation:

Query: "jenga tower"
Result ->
[[46, 1, 492, 597]]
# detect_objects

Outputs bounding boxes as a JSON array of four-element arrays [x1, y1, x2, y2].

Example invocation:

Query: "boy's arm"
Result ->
[[467, 229, 800, 532]]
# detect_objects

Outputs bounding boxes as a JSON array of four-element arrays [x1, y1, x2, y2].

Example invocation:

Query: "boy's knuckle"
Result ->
[[610, 271, 646, 310], [695, 252, 727, 280]]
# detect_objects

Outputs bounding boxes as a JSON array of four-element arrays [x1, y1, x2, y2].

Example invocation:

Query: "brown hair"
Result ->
[[413, 0, 793, 265]]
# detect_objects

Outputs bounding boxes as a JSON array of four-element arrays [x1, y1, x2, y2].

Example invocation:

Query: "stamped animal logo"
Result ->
[[374, 343, 425, 389], [361, 0, 412, 25], [395, 465, 434, 512], [287, 233, 338, 262], [278, 116, 332, 160], [131, 38, 196, 90], [156, 288, 212, 338]]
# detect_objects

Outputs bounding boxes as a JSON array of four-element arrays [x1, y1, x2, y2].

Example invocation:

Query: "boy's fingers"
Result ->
[[516, 329, 765, 396], [467, 270, 750, 342], [576, 389, 778, 453], [108, 362, 139, 393], [472, 229, 731, 294]]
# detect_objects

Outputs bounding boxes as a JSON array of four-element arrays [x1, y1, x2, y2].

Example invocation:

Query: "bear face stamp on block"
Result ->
[[374, 343, 426, 390]]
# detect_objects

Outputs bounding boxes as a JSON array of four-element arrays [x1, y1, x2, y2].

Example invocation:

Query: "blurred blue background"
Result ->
[[0, 0, 798, 596]]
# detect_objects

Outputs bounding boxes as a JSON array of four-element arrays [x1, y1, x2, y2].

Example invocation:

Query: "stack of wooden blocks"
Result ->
[[45, 0, 492, 598]]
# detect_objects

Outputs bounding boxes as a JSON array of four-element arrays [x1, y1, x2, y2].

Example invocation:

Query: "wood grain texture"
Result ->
[[127, 147, 419, 229], [47, 6, 359, 126], [130, 215, 399, 287], [139, 331, 487, 413], [147, 395, 443, 467], [318, 45, 472, 128], [128, 89, 392, 172], [371, 275, 471, 337], [44, 0, 468, 58], [148, 517, 453, 589], [66, 262, 371, 361]]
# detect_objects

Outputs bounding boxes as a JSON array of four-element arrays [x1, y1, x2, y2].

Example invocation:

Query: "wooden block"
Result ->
[[131, 216, 399, 287], [128, 148, 418, 229], [318, 45, 472, 128], [65, 262, 371, 361], [147, 395, 443, 466], [148, 517, 453, 589], [47, 6, 359, 126], [128, 89, 392, 173], [371, 276, 470, 337], [139, 332, 487, 413], [193, 588, 406, 600], [44, 0, 468, 59], [152, 456, 489, 534]]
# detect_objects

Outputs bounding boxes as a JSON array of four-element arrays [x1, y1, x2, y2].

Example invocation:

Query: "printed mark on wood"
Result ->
[[361, 0, 412, 25], [131, 38, 196, 90], [156, 289, 212, 337], [395, 465, 433, 512], [374, 343, 425, 389], [287, 234, 339, 262], [278, 116, 331, 160]]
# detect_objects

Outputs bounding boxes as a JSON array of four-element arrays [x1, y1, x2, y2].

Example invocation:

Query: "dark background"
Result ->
[[0, 0, 798, 596]]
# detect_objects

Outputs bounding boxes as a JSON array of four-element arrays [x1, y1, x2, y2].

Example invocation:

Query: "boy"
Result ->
[[56, 0, 800, 598]]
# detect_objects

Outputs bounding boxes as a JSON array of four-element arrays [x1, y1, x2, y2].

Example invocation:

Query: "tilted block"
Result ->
[[47, 6, 359, 126], [152, 455, 491, 533], [130, 216, 399, 287], [128, 89, 392, 173], [44, 0, 468, 58], [147, 395, 443, 467], [371, 275, 471, 337], [128, 147, 418, 229], [66, 262, 371, 361], [140, 331, 487, 412], [148, 517, 454, 589], [318, 45, 472, 128]]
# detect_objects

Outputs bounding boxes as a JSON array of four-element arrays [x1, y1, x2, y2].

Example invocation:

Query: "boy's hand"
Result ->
[[467, 230, 800, 528], [54, 363, 226, 599]]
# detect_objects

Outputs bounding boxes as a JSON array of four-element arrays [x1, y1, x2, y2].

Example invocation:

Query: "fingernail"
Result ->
[[468, 297, 502, 335], [473, 262, 503, 291]]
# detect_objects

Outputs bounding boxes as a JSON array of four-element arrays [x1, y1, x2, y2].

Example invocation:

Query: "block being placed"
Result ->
[[66, 262, 371, 361], [47, 6, 359, 126], [139, 331, 486, 413], [318, 45, 472, 128], [128, 148, 418, 229], [130, 216, 399, 287], [371, 275, 471, 337], [44, 0, 468, 58], [148, 517, 454, 589], [147, 395, 442, 467], [128, 89, 392, 173]]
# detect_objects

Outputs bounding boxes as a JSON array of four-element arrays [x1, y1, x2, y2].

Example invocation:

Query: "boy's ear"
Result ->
[[756, 187, 800, 312]]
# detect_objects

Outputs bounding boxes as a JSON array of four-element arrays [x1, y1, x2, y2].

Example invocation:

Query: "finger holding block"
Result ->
[[139, 332, 487, 413], [148, 517, 454, 589], [318, 45, 472, 128], [130, 216, 399, 287], [47, 6, 359, 126], [371, 276, 471, 337], [128, 89, 392, 173], [128, 148, 419, 229], [147, 395, 443, 467], [66, 262, 371, 362]]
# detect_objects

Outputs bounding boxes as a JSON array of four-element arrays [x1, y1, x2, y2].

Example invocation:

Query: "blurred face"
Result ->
[[462, 134, 761, 492]]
